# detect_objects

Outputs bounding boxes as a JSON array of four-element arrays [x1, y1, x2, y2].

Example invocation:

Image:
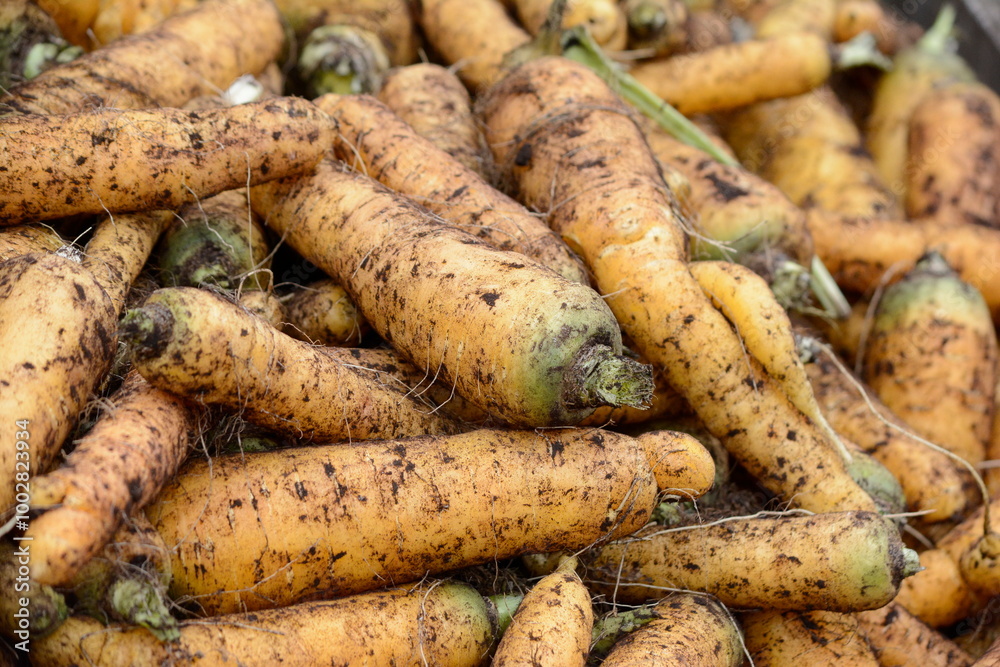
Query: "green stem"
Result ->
[[917, 3, 957, 56], [559, 26, 740, 167], [109, 578, 180, 643], [810, 256, 851, 319]]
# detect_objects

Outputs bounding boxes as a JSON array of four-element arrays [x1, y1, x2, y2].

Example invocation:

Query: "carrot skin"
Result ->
[[146, 427, 658, 615]]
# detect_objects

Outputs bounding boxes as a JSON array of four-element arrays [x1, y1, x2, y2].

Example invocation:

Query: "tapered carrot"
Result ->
[[25, 371, 197, 587], [492, 556, 592, 666], [121, 286, 461, 441], [804, 346, 975, 523], [0, 252, 116, 514], [742, 609, 879, 665], [1, 0, 284, 115], [905, 81, 1000, 228], [0, 97, 332, 226], [861, 252, 998, 466], [721, 87, 901, 221], [581, 511, 917, 610], [377, 63, 494, 178], [34, 581, 499, 667], [282, 279, 368, 347], [315, 93, 589, 284], [856, 602, 974, 667], [866, 5, 975, 191], [481, 56, 878, 513], [146, 427, 659, 614], [250, 160, 651, 427], [628, 32, 835, 116], [600, 593, 744, 666]]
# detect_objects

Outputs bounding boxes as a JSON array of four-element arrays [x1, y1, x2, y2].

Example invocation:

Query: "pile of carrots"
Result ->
[[3, 0, 1000, 663]]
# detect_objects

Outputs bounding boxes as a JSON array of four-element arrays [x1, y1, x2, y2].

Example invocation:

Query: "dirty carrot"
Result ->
[[315, 93, 589, 284], [600, 594, 744, 666], [250, 160, 650, 427], [282, 279, 368, 347], [25, 371, 196, 587], [856, 602, 974, 667], [862, 252, 998, 466], [492, 555, 592, 666], [582, 510, 918, 610], [0, 97, 332, 226], [145, 427, 659, 614], [34, 581, 499, 667], [417, 0, 530, 90], [121, 286, 461, 442], [0, 252, 116, 514], [2, 0, 284, 115]]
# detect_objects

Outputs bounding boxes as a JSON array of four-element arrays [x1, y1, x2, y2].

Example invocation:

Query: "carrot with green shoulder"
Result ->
[[250, 159, 651, 427]]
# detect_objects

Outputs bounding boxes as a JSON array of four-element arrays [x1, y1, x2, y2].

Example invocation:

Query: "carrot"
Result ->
[[0, 0, 81, 89], [621, 0, 689, 55], [905, 81, 1000, 228], [121, 286, 461, 441], [688, 260, 846, 453], [0, 223, 64, 262], [721, 87, 901, 221], [804, 343, 976, 523], [0, 541, 67, 643], [24, 371, 196, 587], [1, 0, 284, 115], [492, 556, 592, 666], [282, 279, 368, 347], [417, 0, 531, 91], [582, 510, 918, 610], [0, 252, 116, 514], [866, 5, 975, 192], [856, 602, 974, 667], [628, 32, 835, 116], [315, 93, 589, 284], [250, 160, 651, 427], [377, 63, 494, 179], [146, 427, 659, 614], [600, 593, 744, 667], [806, 209, 1000, 321], [633, 429, 715, 499], [34, 581, 499, 666], [752, 0, 836, 38], [862, 252, 998, 466], [512, 0, 627, 50], [481, 56, 878, 513], [0, 97, 332, 226], [742, 609, 879, 665]]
